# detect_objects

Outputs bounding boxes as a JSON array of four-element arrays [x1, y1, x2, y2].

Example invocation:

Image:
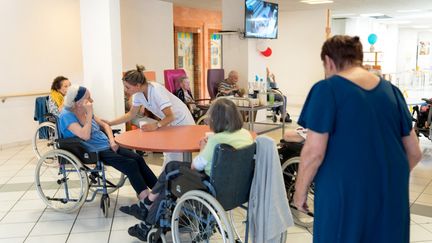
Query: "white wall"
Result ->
[[120, 0, 174, 83], [0, 0, 83, 147], [267, 9, 327, 115]]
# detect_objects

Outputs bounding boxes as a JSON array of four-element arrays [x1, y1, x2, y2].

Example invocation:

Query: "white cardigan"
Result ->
[[249, 135, 294, 243]]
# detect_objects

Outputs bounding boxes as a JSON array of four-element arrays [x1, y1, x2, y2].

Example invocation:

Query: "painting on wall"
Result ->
[[210, 34, 222, 69], [177, 32, 194, 92], [419, 41, 430, 56]]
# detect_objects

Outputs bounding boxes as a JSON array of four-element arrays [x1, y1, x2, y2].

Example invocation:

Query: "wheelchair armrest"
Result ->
[[112, 129, 121, 135], [57, 137, 99, 164], [44, 113, 57, 123], [169, 166, 208, 198], [179, 166, 208, 180]]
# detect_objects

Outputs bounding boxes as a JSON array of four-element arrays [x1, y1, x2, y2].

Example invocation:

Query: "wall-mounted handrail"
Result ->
[[1, 92, 49, 103]]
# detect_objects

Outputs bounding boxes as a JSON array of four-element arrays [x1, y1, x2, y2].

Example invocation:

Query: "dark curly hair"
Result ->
[[51, 76, 69, 91]]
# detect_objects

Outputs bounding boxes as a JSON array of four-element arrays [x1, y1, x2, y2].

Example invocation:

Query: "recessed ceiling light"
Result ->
[[332, 13, 356, 18], [360, 13, 385, 17], [300, 0, 334, 4], [412, 25, 430, 29], [396, 9, 422, 13]]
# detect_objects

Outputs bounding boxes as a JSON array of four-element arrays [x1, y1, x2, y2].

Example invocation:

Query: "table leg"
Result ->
[[183, 152, 192, 163]]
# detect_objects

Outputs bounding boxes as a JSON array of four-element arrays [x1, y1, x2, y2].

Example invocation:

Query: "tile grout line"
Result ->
[[107, 189, 120, 243]]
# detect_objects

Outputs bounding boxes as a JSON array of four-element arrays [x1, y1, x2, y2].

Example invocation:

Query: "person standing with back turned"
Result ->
[[293, 35, 422, 243]]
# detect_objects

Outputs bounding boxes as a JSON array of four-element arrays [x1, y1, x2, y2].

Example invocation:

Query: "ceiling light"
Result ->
[[300, 0, 334, 4], [360, 13, 385, 17], [412, 25, 430, 29], [332, 13, 356, 18], [396, 9, 422, 13]]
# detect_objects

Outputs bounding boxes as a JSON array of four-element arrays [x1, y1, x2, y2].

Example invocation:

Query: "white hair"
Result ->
[[63, 84, 79, 109]]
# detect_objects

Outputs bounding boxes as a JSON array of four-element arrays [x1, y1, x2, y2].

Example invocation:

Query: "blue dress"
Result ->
[[298, 75, 412, 243]]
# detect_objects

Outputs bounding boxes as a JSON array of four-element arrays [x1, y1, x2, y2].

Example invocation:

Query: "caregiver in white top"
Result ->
[[105, 65, 194, 164]]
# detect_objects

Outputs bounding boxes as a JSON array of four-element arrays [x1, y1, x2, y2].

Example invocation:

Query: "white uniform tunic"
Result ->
[[132, 82, 195, 164]]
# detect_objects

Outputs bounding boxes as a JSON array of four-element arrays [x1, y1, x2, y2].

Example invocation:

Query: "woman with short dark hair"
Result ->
[[48, 76, 71, 116], [293, 35, 422, 243]]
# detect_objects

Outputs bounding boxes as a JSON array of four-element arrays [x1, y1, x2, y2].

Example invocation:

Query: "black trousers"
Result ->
[[99, 147, 157, 194]]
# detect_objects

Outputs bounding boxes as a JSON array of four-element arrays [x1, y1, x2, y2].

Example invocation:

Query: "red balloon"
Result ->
[[261, 47, 272, 57]]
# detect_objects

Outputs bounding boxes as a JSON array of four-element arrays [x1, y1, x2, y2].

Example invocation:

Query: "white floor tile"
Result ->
[[39, 210, 78, 222], [29, 220, 74, 236], [76, 206, 112, 219], [109, 230, 142, 243], [24, 234, 68, 243], [410, 224, 432, 242], [0, 222, 34, 239], [0, 201, 18, 212], [1, 210, 43, 223], [284, 232, 313, 243], [10, 199, 46, 211], [416, 194, 432, 205], [412, 214, 432, 224], [67, 231, 109, 243], [111, 215, 140, 231], [0, 192, 25, 202], [71, 218, 112, 233], [0, 237, 26, 243], [21, 190, 41, 200], [7, 176, 35, 184]]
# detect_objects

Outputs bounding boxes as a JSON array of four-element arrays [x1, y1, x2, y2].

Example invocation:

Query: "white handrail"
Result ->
[[0, 92, 49, 103]]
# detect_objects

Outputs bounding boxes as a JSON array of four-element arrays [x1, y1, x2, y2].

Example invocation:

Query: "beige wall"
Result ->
[[0, 0, 83, 147], [267, 9, 327, 116], [120, 0, 174, 83]]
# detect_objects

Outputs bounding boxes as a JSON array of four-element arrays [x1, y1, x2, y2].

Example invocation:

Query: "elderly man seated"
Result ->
[[217, 70, 243, 97]]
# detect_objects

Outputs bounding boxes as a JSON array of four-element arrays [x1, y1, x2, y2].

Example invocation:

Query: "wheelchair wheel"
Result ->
[[88, 167, 126, 195], [33, 122, 57, 160], [147, 228, 166, 243], [100, 194, 110, 218], [35, 149, 89, 213], [171, 190, 235, 243], [196, 115, 208, 125], [282, 156, 314, 228]]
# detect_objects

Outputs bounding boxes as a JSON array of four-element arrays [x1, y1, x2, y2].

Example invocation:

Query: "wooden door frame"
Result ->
[[174, 26, 202, 99]]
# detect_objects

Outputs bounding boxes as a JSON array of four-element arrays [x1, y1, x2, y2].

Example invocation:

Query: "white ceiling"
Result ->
[[163, 0, 432, 28]]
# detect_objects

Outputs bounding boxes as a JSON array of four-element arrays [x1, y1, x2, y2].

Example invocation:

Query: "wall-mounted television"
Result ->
[[244, 0, 278, 39]]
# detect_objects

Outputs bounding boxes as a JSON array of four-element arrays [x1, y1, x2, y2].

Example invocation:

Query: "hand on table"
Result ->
[[141, 122, 158, 132]]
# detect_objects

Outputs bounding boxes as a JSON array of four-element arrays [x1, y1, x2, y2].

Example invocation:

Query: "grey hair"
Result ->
[[207, 98, 243, 133], [63, 84, 79, 109]]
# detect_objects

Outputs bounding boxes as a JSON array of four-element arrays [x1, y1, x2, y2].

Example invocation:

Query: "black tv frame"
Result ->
[[244, 0, 279, 39]]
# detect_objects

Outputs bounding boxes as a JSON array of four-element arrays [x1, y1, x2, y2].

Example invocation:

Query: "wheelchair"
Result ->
[[35, 120, 126, 217], [142, 143, 287, 243], [412, 98, 432, 139], [278, 140, 314, 228], [33, 95, 58, 160]]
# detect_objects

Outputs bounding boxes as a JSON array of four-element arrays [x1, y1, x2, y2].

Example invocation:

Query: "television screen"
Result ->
[[245, 0, 278, 39]]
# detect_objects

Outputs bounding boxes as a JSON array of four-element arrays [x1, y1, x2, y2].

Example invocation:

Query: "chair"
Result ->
[[143, 71, 156, 82], [207, 69, 225, 99], [163, 69, 187, 93], [145, 143, 268, 243]]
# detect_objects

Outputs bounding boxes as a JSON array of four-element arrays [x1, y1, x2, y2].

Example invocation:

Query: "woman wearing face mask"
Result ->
[[105, 65, 195, 165], [48, 76, 71, 116], [58, 85, 157, 200]]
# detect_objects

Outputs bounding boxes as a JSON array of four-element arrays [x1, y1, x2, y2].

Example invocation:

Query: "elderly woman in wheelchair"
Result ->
[[35, 85, 157, 216], [119, 98, 254, 242]]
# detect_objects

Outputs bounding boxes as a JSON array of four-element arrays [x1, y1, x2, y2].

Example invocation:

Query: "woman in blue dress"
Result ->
[[293, 35, 422, 243]]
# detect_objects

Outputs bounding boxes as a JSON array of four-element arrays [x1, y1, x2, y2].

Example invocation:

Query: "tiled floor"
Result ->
[[1, 122, 432, 242]]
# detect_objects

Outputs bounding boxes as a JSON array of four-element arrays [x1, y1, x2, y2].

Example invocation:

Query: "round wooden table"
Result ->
[[115, 125, 211, 162]]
